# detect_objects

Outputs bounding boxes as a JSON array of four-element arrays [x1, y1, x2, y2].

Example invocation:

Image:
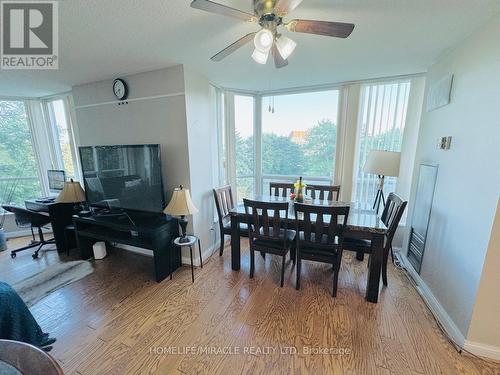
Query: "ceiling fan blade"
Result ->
[[191, 0, 257, 22], [285, 20, 355, 38], [274, 0, 303, 16], [210, 32, 257, 61], [272, 44, 288, 68]]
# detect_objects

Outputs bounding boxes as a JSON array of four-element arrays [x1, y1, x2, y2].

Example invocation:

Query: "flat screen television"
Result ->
[[79, 144, 165, 213]]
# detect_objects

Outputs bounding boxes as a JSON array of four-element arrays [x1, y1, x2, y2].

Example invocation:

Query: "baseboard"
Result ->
[[180, 241, 219, 267], [5, 228, 52, 239], [115, 241, 220, 267], [463, 340, 500, 361], [398, 252, 466, 347]]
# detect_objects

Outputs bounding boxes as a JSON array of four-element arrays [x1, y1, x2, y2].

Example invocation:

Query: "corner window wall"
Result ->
[[217, 77, 422, 205], [0, 100, 42, 207], [261, 90, 339, 194]]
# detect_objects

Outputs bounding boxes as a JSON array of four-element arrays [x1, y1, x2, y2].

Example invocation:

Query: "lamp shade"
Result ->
[[163, 186, 198, 216], [275, 34, 296, 60], [363, 150, 401, 177], [56, 180, 86, 203]]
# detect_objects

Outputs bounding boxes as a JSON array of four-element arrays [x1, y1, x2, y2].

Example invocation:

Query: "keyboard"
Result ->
[[35, 197, 56, 203]]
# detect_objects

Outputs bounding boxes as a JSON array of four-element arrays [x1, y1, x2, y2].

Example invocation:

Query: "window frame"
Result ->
[[0, 93, 80, 210], [222, 86, 343, 201], [42, 94, 81, 182]]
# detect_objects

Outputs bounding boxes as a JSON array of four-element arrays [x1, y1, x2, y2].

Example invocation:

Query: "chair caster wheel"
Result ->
[[11, 253, 16, 258], [32, 253, 38, 259]]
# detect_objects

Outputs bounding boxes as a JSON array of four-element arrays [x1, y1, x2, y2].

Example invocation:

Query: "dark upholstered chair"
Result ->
[[343, 193, 407, 286], [213, 185, 248, 256], [243, 199, 295, 287], [294, 203, 349, 297], [269, 182, 294, 198], [1, 205, 55, 259], [305, 184, 341, 201]]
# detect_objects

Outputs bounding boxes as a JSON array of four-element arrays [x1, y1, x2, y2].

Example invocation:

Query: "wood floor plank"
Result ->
[[1, 237, 499, 374]]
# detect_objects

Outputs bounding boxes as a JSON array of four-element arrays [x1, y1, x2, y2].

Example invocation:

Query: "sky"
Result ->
[[234, 90, 339, 138]]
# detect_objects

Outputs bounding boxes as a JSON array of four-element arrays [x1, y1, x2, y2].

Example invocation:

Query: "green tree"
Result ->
[[235, 131, 254, 199], [235, 131, 253, 177], [262, 133, 304, 175], [0, 101, 41, 207], [302, 119, 337, 177]]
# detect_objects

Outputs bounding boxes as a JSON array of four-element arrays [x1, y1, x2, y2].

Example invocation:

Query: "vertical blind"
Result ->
[[353, 81, 411, 209]]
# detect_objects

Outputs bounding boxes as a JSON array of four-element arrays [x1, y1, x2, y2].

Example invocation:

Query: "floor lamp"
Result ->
[[363, 150, 401, 214]]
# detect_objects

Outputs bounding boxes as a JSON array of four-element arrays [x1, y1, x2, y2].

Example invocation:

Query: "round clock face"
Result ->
[[113, 79, 128, 100]]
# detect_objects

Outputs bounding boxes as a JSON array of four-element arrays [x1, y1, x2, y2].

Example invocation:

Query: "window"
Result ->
[[45, 98, 79, 180], [234, 95, 255, 200], [0, 100, 42, 207], [353, 81, 411, 209], [261, 90, 339, 192]]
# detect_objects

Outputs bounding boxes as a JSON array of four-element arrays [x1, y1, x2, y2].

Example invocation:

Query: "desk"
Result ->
[[24, 199, 75, 253], [229, 195, 388, 303], [73, 213, 180, 282]]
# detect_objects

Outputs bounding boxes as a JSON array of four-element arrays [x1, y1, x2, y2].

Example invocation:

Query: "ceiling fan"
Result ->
[[190, 0, 355, 68]]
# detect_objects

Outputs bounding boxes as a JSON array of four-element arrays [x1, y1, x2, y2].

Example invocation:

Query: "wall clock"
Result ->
[[113, 78, 128, 101]]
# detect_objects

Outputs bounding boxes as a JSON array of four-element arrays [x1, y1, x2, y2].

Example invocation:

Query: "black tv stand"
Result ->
[[73, 211, 180, 282]]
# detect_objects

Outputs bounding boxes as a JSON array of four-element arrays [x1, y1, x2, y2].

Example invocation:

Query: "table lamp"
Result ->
[[56, 179, 86, 210], [363, 150, 401, 214], [164, 185, 198, 243]]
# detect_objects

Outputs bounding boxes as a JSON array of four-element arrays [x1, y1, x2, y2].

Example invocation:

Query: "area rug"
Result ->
[[12, 260, 93, 307]]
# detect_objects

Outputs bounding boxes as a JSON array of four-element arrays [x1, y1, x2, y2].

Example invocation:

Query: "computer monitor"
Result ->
[[47, 170, 66, 193]]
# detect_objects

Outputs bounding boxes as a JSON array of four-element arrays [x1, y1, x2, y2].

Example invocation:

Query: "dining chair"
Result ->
[[243, 199, 295, 287], [344, 193, 407, 286], [269, 182, 294, 198], [294, 203, 350, 297], [305, 184, 341, 201], [213, 185, 248, 256]]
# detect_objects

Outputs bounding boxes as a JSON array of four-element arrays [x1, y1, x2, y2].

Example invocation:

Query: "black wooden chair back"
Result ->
[[381, 193, 407, 248], [243, 199, 290, 247], [269, 182, 294, 198], [294, 203, 349, 249], [213, 185, 234, 225], [305, 184, 341, 201]]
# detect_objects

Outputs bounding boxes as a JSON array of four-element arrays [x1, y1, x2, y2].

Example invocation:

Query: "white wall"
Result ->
[[72, 65, 219, 264], [467, 198, 500, 354], [183, 67, 218, 259], [73, 65, 190, 200], [405, 13, 500, 338]]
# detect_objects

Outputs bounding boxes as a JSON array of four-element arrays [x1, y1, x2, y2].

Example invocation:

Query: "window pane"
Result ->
[[261, 90, 339, 180], [0, 100, 42, 207], [353, 81, 411, 209], [234, 95, 254, 200], [48, 99, 77, 179]]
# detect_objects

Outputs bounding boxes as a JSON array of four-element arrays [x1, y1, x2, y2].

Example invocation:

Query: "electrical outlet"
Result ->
[[438, 136, 452, 150]]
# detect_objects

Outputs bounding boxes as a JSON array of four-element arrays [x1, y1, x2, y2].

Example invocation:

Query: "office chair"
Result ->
[[1, 205, 56, 259]]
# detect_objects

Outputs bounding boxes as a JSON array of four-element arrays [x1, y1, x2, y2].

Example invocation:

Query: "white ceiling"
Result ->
[[1, 0, 499, 97]]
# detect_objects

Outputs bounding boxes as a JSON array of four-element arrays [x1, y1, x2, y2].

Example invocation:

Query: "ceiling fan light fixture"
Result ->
[[252, 48, 269, 64], [276, 35, 297, 60], [254, 28, 274, 52]]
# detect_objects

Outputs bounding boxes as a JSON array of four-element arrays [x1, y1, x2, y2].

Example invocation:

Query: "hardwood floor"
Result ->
[[1, 236, 499, 375]]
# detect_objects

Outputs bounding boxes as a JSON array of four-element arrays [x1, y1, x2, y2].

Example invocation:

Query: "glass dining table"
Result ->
[[229, 195, 388, 303]]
